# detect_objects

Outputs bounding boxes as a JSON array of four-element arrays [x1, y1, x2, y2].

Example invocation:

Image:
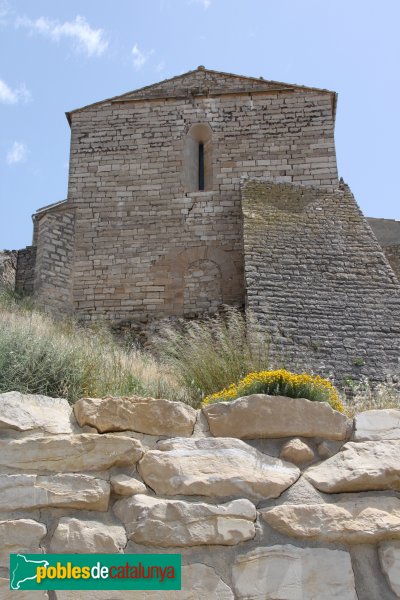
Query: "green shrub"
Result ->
[[203, 368, 344, 412]]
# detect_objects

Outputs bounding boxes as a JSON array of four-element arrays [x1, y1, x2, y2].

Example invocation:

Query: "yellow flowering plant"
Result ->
[[203, 369, 344, 412]]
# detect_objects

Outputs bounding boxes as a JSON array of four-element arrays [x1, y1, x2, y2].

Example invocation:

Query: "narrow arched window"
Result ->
[[183, 123, 213, 193], [198, 143, 205, 191]]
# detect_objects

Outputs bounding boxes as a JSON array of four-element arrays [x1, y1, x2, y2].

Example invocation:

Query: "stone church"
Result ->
[[14, 67, 400, 382]]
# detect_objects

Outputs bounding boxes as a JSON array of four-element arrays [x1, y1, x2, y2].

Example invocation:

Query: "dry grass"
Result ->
[[342, 377, 400, 417], [1, 289, 398, 413], [0, 290, 188, 403], [155, 306, 271, 406]]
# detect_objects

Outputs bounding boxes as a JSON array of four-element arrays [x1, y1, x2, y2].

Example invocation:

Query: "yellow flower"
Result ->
[[203, 369, 343, 412]]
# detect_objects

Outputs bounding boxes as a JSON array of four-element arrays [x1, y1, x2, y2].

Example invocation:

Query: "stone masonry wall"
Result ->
[[242, 179, 400, 383], [384, 245, 400, 280], [61, 68, 337, 322], [0, 251, 16, 290], [15, 246, 36, 294], [1, 391, 400, 599], [368, 218, 400, 281], [34, 209, 75, 314]]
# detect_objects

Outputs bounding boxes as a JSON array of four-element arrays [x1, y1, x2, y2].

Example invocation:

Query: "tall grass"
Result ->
[[342, 376, 400, 416], [156, 306, 271, 405], [5, 290, 395, 413], [0, 290, 188, 403]]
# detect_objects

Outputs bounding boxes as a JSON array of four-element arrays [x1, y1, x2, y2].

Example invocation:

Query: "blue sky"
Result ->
[[1, 0, 399, 250]]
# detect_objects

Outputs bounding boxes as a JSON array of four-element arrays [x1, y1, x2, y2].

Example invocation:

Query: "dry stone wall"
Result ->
[[1, 391, 400, 599], [242, 178, 400, 382]]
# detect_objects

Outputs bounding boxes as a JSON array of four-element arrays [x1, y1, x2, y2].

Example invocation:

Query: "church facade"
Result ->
[[16, 67, 400, 381]]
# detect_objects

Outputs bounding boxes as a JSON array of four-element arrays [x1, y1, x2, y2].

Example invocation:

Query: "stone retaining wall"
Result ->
[[1, 392, 400, 598], [242, 179, 400, 383]]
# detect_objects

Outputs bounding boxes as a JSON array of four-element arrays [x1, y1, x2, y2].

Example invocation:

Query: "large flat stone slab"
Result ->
[[114, 494, 256, 546], [202, 394, 349, 440], [305, 440, 400, 492], [232, 545, 357, 600], [0, 433, 142, 472], [0, 391, 74, 434], [54, 564, 233, 599], [138, 437, 300, 500], [74, 396, 196, 436], [354, 409, 400, 441], [0, 474, 110, 511], [50, 517, 126, 553], [0, 519, 46, 566], [379, 541, 400, 597], [262, 496, 400, 543]]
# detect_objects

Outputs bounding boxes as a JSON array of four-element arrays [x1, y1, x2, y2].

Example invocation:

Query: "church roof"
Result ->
[[66, 66, 337, 124]]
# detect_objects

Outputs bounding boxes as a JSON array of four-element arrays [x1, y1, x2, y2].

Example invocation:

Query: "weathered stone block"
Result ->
[[50, 517, 126, 553], [0, 474, 110, 511], [232, 545, 357, 599], [203, 394, 349, 440], [114, 494, 256, 546], [262, 496, 400, 543], [0, 391, 74, 434], [138, 437, 300, 500], [305, 440, 400, 493], [74, 396, 196, 436], [0, 433, 142, 472]]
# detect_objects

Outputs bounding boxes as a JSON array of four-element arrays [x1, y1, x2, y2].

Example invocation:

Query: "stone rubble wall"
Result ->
[[382, 244, 400, 281], [0, 251, 17, 290], [1, 391, 400, 599], [241, 178, 400, 382], [0, 250, 17, 290], [367, 218, 400, 281], [15, 246, 36, 295]]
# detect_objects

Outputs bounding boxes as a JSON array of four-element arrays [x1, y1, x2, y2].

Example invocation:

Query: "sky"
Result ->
[[0, 0, 399, 250]]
